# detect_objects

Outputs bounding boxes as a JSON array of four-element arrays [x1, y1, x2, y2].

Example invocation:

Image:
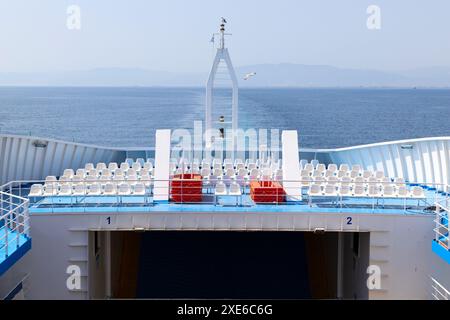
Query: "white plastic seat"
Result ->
[[339, 164, 350, 172], [411, 186, 425, 198], [337, 170, 347, 178], [84, 163, 94, 171], [237, 168, 248, 177], [214, 182, 227, 196], [303, 163, 314, 173], [127, 174, 138, 185], [314, 176, 326, 186], [85, 175, 97, 185], [96, 163, 107, 171], [108, 162, 118, 171], [63, 169, 74, 178], [316, 163, 326, 173], [76, 168, 86, 177], [327, 176, 339, 186], [324, 170, 335, 178], [212, 168, 222, 177], [375, 171, 385, 180], [229, 182, 242, 196], [312, 170, 322, 178], [58, 183, 72, 196], [43, 183, 58, 196], [140, 174, 152, 187], [236, 163, 245, 170], [73, 183, 86, 196], [367, 184, 380, 197], [395, 177, 406, 187], [103, 183, 117, 196], [353, 185, 365, 197], [324, 184, 337, 196], [59, 176, 71, 183], [247, 163, 257, 170], [29, 184, 43, 197], [311, 160, 319, 168], [351, 164, 362, 173], [338, 185, 351, 197], [132, 162, 142, 172], [379, 177, 391, 187], [72, 174, 84, 182], [224, 163, 234, 171], [143, 162, 153, 171], [88, 183, 102, 196], [133, 183, 146, 196], [99, 175, 111, 184], [349, 170, 359, 179], [299, 159, 308, 170], [301, 176, 312, 187], [213, 163, 222, 170], [136, 158, 145, 167], [45, 176, 57, 183], [353, 176, 364, 185], [308, 184, 322, 196], [222, 175, 232, 186], [201, 167, 211, 177], [225, 168, 235, 177], [362, 170, 373, 179], [300, 169, 310, 177], [101, 168, 112, 177], [397, 185, 408, 197], [340, 176, 352, 186], [327, 163, 338, 172], [127, 168, 137, 177], [87, 169, 98, 177], [120, 162, 130, 171], [118, 183, 131, 196], [382, 185, 395, 197], [250, 168, 260, 178]]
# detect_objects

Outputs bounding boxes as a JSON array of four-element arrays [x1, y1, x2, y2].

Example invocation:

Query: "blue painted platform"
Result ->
[[0, 227, 31, 277], [29, 187, 440, 216]]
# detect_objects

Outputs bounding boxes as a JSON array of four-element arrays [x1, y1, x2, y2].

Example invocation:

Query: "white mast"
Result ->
[[205, 18, 239, 149]]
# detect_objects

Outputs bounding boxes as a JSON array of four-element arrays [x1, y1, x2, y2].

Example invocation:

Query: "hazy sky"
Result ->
[[0, 0, 449, 73]]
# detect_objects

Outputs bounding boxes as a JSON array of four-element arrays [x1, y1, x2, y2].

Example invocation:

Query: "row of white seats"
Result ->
[[29, 182, 148, 197], [61, 168, 153, 180], [307, 184, 425, 199], [299, 176, 405, 188], [47, 173, 153, 185], [84, 160, 154, 173]]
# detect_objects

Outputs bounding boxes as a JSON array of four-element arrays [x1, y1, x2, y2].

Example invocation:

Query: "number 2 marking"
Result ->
[[346, 217, 353, 225]]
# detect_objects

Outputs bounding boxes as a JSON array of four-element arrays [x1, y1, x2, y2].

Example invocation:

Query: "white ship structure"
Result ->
[[0, 20, 449, 300]]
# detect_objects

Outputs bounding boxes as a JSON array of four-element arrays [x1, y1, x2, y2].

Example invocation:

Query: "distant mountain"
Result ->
[[0, 64, 449, 87]]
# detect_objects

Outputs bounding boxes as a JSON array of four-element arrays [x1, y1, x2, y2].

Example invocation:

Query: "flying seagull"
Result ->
[[243, 72, 256, 80]]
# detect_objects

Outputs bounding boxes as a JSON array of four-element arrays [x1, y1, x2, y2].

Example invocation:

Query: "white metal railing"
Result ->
[[431, 277, 450, 300], [434, 191, 450, 250], [0, 190, 30, 260], [1, 178, 444, 215]]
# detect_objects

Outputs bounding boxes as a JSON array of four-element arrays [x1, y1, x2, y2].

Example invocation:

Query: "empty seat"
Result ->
[[339, 164, 350, 172], [201, 167, 211, 177], [118, 183, 131, 196], [311, 160, 319, 168], [88, 183, 102, 196], [104, 183, 117, 196], [108, 162, 118, 171], [300, 169, 310, 177], [127, 168, 137, 177], [340, 176, 352, 186], [324, 170, 335, 178], [316, 163, 326, 173], [327, 176, 339, 185], [224, 163, 234, 171], [136, 158, 145, 166], [143, 162, 153, 171], [324, 184, 337, 196], [304, 163, 314, 172], [299, 159, 308, 170], [73, 183, 86, 196], [72, 174, 84, 182], [362, 170, 372, 179], [236, 163, 245, 170], [76, 168, 86, 176], [353, 185, 365, 196], [237, 168, 248, 177], [29, 184, 43, 197], [58, 183, 73, 196], [45, 176, 57, 183], [59, 176, 71, 183], [367, 184, 380, 197], [314, 176, 326, 185], [411, 186, 425, 198], [127, 174, 138, 185], [225, 168, 235, 177], [100, 175, 111, 183], [132, 162, 142, 172], [96, 163, 107, 171], [338, 185, 351, 197], [215, 181, 227, 196], [353, 176, 364, 185], [120, 162, 130, 171], [85, 163, 94, 171], [301, 176, 312, 187], [349, 170, 359, 179], [140, 174, 152, 187], [247, 163, 257, 170], [229, 182, 242, 196], [133, 183, 146, 196], [382, 185, 395, 197], [63, 169, 74, 178], [379, 177, 391, 187], [351, 164, 362, 172], [328, 163, 338, 172], [213, 168, 223, 176], [397, 185, 408, 197], [87, 169, 98, 177], [308, 184, 322, 196], [395, 177, 406, 187], [375, 171, 385, 180], [337, 170, 347, 178], [43, 183, 57, 196]]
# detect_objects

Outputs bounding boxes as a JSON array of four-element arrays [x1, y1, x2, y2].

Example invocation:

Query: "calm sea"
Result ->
[[0, 87, 449, 149]]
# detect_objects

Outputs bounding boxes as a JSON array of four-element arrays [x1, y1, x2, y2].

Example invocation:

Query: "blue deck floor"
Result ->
[[0, 227, 31, 276], [29, 187, 442, 216]]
